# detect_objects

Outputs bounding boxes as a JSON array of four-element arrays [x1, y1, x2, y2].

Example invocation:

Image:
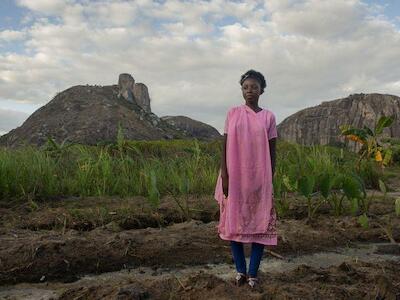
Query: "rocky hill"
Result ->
[[277, 93, 400, 150], [160, 116, 221, 141], [0, 74, 222, 148]]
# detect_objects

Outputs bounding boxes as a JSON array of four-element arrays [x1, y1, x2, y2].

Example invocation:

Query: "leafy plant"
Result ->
[[378, 179, 387, 200], [323, 175, 346, 216], [339, 114, 396, 170], [358, 213, 369, 229], [42, 137, 74, 161], [298, 175, 324, 220], [273, 173, 295, 217], [342, 173, 368, 215]]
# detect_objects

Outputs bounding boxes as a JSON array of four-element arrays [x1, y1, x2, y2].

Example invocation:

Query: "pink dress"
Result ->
[[214, 104, 278, 246]]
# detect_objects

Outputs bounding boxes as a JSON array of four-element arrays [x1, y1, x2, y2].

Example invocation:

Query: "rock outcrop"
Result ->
[[160, 116, 222, 141], [133, 83, 151, 113], [117, 73, 135, 104], [277, 93, 400, 150], [0, 74, 222, 148], [117, 73, 151, 113]]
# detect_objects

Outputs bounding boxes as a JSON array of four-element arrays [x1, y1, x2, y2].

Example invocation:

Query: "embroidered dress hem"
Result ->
[[218, 233, 277, 246], [217, 201, 278, 246]]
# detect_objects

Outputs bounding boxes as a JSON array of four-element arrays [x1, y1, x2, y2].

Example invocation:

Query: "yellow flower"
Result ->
[[375, 151, 382, 162]]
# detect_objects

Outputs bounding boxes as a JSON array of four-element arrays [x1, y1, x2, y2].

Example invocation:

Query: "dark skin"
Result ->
[[221, 77, 277, 197]]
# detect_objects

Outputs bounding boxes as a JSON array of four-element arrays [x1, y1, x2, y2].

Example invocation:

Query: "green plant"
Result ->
[[273, 173, 296, 218], [297, 174, 324, 220], [42, 137, 74, 154], [358, 213, 369, 229], [319, 173, 341, 215], [378, 179, 387, 200], [358, 159, 382, 189], [342, 173, 367, 215], [339, 114, 396, 170], [356, 192, 400, 243], [145, 169, 160, 209]]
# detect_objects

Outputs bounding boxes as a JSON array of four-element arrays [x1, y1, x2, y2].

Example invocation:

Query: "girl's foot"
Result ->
[[247, 277, 259, 289], [235, 272, 247, 286]]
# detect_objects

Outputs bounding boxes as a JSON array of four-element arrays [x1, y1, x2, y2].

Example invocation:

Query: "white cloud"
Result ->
[[268, 1, 367, 39], [0, 30, 26, 42], [16, 0, 68, 15], [1, 0, 400, 135]]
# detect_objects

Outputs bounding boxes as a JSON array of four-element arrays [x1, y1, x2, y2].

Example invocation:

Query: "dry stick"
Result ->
[[1, 261, 34, 274], [72, 287, 90, 300], [124, 240, 132, 256], [266, 249, 284, 259], [376, 222, 397, 244], [173, 274, 187, 290], [62, 214, 67, 235]]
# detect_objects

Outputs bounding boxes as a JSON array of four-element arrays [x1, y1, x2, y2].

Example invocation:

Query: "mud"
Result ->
[[0, 184, 400, 298], [0, 244, 399, 299], [0, 195, 219, 232]]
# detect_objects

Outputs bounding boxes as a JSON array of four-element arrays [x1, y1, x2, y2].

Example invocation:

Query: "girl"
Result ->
[[214, 69, 278, 289]]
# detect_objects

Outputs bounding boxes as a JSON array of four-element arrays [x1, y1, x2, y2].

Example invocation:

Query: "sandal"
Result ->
[[235, 272, 247, 286], [247, 277, 259, 288]]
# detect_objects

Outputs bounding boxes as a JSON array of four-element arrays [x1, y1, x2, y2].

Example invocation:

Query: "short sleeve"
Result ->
[[268, 113, 278, 140], [223, 108, 232, 134]]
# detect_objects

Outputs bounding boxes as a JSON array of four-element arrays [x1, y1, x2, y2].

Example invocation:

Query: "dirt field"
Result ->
[[0, 181, 399, 299]]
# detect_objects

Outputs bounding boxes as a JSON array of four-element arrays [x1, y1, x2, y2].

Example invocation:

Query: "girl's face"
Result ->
[[241, 77, 262, 103]]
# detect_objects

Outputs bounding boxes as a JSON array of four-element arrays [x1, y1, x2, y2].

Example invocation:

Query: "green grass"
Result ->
[[0, 138, 395, 211], [0, 139, 221, 202]]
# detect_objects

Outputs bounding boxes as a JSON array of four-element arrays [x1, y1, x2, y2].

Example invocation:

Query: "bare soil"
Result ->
[[0, 172, 399, 299]]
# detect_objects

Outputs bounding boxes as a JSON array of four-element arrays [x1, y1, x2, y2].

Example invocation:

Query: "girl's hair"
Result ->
[[239, 69, 267, 94]]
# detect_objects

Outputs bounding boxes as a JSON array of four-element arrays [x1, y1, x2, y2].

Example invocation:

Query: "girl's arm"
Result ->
[[221, 134, 228, 177], [269, 137, 276, 177], [221, 134, 229, 197]]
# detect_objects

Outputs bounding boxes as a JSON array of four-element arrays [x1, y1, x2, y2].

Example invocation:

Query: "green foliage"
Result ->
[[320, 173, 335, 199], [358, 213, 369, 229], [395, 198, 400, 217], [342, 174, 362, 200], [339, 114, 396, 169], [375, 115, 394, 135], [378, 179, 387, 199], [0, 138, 387, 221], [146, 169, 160, 209], [381, 138, 400, 165], [358, 159, 381, 189], [0, 139, 219, 204], [298, 175, 315, 198], [340, 173, 368, 215], [298, 174, 326, 220]]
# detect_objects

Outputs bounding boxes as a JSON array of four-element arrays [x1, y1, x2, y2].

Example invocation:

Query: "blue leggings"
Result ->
[[230, 241, 264, 278]]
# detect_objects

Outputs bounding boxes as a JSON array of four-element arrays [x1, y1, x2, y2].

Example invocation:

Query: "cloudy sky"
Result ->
[[0, 0, 400, 136]]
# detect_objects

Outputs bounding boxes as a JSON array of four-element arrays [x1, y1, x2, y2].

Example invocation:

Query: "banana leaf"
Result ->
[[375, 115, 394, 135]]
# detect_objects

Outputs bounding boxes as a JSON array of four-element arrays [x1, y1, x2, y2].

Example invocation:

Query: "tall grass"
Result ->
[[0, 139, 220, 202], [0, 139, 388, 209]]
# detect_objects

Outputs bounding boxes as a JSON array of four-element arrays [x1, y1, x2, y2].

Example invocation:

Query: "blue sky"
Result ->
[[363, 0, 400, 22], [0, 0, 400, 135], [0, 1, 25, 31]]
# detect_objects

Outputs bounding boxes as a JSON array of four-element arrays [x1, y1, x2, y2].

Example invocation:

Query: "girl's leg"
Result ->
[[230, 240, 246, 275], [248, 242, 265, 278]]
